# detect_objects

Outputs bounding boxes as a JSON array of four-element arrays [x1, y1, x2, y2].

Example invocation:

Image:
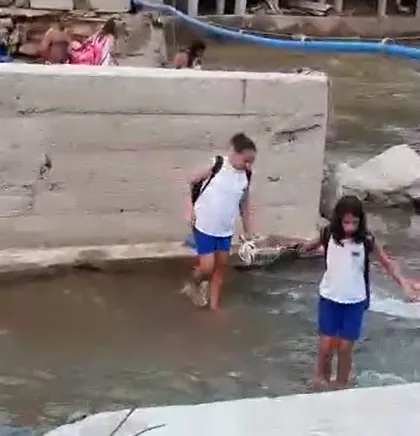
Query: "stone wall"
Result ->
[[0, 64, 328, 248]]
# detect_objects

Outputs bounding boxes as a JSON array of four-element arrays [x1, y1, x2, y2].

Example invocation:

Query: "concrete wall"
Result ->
[[0, 64, 328, 248]]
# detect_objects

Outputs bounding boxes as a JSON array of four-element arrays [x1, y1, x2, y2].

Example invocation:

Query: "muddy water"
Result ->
[[2, 46, 420, 435]]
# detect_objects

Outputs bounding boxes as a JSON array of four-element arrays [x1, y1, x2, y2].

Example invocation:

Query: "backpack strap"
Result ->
[[363, 231, 375, 310], [191, 155, 223, 204], [202, 155, 223, 192], [245, 169, 252, 184]]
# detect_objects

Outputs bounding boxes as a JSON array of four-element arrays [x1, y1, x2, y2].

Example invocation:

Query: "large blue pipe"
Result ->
[[134, 0, 420, 60]]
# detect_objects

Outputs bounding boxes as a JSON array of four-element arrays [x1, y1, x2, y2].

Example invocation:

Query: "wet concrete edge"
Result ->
[[0, 242, 194, 282]]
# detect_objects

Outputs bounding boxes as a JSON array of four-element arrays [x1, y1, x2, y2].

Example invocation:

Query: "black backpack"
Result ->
[[190, 155, 252, 205], [320, 225, 374, 309]]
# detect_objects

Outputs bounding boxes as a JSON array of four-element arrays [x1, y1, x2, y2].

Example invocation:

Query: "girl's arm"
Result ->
[[39, 28, 52, 60], [239, 188, 253, 237], [297, 234, 322, 253], [373, 240, 418, 301]]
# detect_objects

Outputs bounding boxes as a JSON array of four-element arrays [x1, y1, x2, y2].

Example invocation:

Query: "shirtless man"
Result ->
[[40, 15, 70, 64]]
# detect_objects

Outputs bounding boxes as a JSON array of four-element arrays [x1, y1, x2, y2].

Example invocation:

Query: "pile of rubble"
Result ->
[[248, 0, 336, 17]]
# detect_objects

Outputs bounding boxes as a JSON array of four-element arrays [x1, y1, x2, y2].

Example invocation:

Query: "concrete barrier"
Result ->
[[46, 383, 420, 436], [0, 64, 328, 249]]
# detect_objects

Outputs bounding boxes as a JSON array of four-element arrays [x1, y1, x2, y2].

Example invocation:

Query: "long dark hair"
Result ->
[[187, 40, 206, 68], [330, 195, 368, 245], [100, 18, 117, 37]]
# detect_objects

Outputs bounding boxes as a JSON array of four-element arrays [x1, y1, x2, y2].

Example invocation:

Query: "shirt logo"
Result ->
[[351, 251, 360, 257]]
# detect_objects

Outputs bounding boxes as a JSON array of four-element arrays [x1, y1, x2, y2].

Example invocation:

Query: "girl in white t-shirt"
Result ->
[[299, 195, 419, 389], [182, 133, 256, 311]]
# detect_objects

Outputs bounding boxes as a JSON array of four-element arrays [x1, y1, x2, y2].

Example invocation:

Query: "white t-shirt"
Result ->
[[194, 157, 248, 237], [319, 237, 367, 304]]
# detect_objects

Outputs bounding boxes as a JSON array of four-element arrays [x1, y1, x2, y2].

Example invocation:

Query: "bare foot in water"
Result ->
[[330, 380, 348, 390], [309, 377, 329, 390], [330, 377, 355, 390], [180, 281, 209, 308]]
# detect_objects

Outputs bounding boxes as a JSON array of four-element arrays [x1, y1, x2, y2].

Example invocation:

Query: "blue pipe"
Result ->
[[134, 0, 420, 60]]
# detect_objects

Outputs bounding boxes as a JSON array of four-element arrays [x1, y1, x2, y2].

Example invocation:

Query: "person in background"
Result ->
[[40, 14, 71, 64], [173, 40, 206, 69], [181, 133, 256, 311], [298, 195, 419, 389], [69, 17, 119, 66], [93, 18, 119, 66]]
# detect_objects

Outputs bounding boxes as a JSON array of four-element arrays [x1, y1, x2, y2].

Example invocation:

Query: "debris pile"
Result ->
[[248, 0, 336, 17]]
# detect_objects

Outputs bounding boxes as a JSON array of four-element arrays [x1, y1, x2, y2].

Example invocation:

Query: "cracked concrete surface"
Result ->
[[0, 64, 328, 248]]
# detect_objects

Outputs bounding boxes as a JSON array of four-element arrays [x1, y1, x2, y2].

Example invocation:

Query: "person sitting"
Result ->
[[172, 40, 206, 70], [69, 18, 119, 66], [40, 15, 71, 64]]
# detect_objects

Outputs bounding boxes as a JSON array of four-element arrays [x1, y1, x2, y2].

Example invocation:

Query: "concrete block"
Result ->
[[30, 0, 73, 9], [43, 383, 420, 436], [0, 65, 245, 116], [89, 0, 131, 12], [244, 71, 329, 117], [0, 63, 329, 247]]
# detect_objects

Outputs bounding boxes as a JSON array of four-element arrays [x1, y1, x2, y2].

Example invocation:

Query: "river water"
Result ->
[[2, 45, 420, 435]]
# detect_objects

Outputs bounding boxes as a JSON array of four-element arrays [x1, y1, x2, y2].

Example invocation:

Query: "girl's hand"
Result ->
[[402, 279, 420, 302]]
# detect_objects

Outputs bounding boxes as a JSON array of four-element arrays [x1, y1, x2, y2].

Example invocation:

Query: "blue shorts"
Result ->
[[193, 228, 232, 255], [318, 296, 366, 341]]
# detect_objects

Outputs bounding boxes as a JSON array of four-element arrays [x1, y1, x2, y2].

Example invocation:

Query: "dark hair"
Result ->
[[330, 195, 368, 245], [54, 13, 67, 30], [187, 40, 206, 68], [230, 133, 257, 153], [101, 18, 117, 37]]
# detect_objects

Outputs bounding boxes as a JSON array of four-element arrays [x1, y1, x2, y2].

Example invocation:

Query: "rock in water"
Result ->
[[15, 0, 31, 7], [322, 144, 420, 209]]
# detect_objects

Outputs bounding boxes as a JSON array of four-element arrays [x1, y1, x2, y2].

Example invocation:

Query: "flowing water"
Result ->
[[2, 45, 420, 435]]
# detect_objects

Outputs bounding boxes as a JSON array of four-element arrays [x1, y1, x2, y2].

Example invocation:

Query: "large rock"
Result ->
[[321, 144, 420, 215]]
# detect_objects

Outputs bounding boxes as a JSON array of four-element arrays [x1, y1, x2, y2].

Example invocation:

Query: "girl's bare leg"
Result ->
[[209, 251, 229, 310], [334, 338, 354, 389], [312, 335, 335, 387]]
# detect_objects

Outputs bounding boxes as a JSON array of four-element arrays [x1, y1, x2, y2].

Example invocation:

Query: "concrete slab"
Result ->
[[89, 0, 131, 12], [0, 64, 326, 116], [0, 64, 329, 248], [45, 383, 420, 436], [29, 0, 73, 10]]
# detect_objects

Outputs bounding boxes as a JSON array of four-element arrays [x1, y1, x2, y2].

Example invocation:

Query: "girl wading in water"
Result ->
[[299, 195, 419, 389], [182, 133, 256, 311], [173, 40, 206, 69]]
